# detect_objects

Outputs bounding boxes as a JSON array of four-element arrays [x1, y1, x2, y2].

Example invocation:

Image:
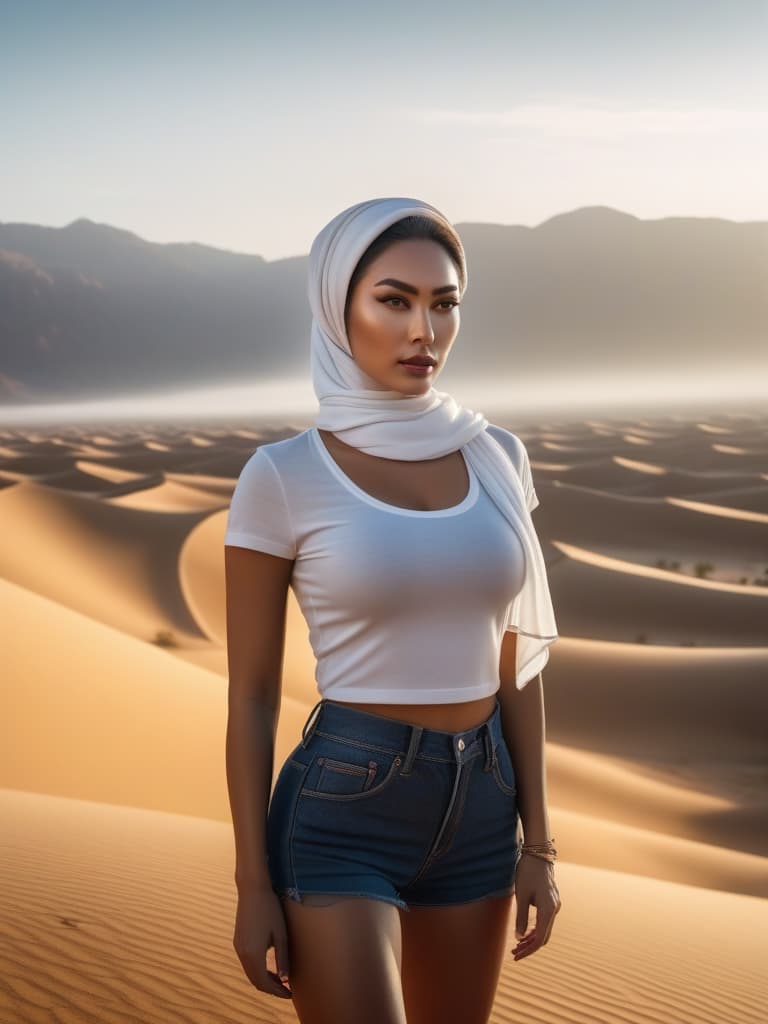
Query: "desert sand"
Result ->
[[2, 411, 766, 1022]]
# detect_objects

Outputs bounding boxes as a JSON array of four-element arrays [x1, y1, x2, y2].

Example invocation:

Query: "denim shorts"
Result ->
[[266, 696, 521, 912]]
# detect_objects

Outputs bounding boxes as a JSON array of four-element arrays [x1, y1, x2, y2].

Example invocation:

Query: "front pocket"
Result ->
[[318, 756, 378, 794], [301, 750, 403, 801], [490, 742, 517, 797]]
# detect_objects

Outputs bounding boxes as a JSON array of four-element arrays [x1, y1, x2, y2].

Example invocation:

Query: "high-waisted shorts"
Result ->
[[266, 695, 521, 911]]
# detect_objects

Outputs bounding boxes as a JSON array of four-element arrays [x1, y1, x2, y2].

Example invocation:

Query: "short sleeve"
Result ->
[[485, 424, 539, 513], [224, 447, 297, 559]]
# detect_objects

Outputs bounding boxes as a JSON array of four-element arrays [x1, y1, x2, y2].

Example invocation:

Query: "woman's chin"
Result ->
[[365, 370, 437, 395], [394, 380, 434, 397], [392, 370, 437, 392]]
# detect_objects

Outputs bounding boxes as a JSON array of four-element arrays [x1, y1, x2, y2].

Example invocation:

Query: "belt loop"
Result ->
[[301, 698, 325, 749], [400, 725, 423, 776], [482, 723, 494, 772]]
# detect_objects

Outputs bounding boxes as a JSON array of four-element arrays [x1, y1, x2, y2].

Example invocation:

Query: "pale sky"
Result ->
[[2, 0, 766, 260]]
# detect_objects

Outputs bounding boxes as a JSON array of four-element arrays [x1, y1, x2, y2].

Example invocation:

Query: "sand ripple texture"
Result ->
[[2, 414, 767, 1023]]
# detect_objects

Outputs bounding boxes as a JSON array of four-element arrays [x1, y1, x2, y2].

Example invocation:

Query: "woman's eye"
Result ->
[[381, 296, 459, 310]]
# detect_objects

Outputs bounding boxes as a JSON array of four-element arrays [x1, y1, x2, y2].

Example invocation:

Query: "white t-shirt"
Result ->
[[224, 424, 541, 702]]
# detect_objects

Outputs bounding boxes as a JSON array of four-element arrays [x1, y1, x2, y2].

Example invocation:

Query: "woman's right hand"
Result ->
[[233, 884, 293, 999]]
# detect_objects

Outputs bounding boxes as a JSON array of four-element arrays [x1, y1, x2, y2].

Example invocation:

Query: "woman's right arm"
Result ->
[[225, 543, 296, 999], [225, 543, 294, 890]]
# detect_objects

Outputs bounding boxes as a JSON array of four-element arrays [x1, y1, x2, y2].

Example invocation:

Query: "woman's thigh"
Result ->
[[281, 895, 407, 1024], [398, 893, 514, 1024]]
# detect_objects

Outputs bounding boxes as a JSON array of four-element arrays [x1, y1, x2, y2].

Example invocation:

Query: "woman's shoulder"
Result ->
[[242, 427, 313, 472], [225, 430, 315, 556], [484, 422, 526, 466], [229, 429, 315, 503]]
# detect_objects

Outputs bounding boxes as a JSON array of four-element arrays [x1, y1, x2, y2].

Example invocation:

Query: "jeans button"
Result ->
[[457, 738, 465, 751]]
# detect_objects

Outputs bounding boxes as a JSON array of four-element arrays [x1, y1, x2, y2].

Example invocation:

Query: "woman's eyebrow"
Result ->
[[373, 277, 458, 296]]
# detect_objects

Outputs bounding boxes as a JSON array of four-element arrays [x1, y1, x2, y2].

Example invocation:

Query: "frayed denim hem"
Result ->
[[277, 886, 410, 912]]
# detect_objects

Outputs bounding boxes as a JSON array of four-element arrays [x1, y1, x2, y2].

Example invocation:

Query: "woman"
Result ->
[[224, 197, 561, 1024]]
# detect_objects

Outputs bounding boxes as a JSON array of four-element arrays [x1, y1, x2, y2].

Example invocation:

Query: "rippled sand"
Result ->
[[2, 412, 766, 1022]]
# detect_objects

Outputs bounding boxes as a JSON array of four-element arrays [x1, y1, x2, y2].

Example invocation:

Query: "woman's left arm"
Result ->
[[497, 629, 562, 960]]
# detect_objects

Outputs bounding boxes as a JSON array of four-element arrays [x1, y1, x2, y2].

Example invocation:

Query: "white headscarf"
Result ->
[[307, 197, 558, 688]]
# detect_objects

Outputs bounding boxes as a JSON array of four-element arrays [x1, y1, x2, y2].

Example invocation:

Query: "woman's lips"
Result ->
[[399, 362, 434, 375]]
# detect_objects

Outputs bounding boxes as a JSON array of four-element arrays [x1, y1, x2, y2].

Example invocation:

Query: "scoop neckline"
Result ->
[[309, 427, 480, 518]]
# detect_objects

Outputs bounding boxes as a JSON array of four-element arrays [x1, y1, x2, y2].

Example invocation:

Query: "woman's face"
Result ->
[[345, 238, 461, 394]]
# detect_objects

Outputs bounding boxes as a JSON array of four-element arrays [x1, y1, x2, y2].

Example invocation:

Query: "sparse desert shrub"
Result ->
[[635, 633, 648, 644], [153, 629, 178, 648], [694, 561, 714, 578]]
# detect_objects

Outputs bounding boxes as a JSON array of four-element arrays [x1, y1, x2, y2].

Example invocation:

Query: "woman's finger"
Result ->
[[542, 895, 562, 945], [514, 899, 532, 940], [512, 886, 562, 958]]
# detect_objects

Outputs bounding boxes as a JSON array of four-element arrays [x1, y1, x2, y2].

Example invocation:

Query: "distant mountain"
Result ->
[[0, 208, 765, 404]]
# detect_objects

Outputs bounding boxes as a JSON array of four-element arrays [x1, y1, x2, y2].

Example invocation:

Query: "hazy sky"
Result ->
[[2, 0, 766, 259]]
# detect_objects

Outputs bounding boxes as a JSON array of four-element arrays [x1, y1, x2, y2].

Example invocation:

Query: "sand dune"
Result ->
[[0, 462, 144, 493], [669, 484, 768, 515], [2, 411, 766, 1023], [666, 494, 768, 523], [540, 440, 598, 452], [88, 434, 131, 446], [166, 470, 237, 499], [77, 455, 236, 504], [587, 421, 680, 440], [2, 574, 319, 820], [614, 454, 667, 473], [530, 458, 572, 473], [4, 573, 765, 897], [540, 480, 767, 567], [525, 417, 767, 497], [0, 478, 213, 642], [2, 789, 766, 1024], [545, 742, 759, 849], [541, 637, 768, 841], [107, 477, 228, 511], [697, 422, 737, 434], [551, 807, 768, 897], [179, 509, 229, 644], [711, 443, 768, 457], [74, 458, 150, 483], [535, 457, 764, 498], [546, 542, 767, 644], [1, 575, 229, 821], [714, 442, 751, 454], [554, 539, 766, 593]]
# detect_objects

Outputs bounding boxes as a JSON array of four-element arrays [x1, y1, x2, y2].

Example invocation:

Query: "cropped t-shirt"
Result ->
[[224, 424, 542, 702]]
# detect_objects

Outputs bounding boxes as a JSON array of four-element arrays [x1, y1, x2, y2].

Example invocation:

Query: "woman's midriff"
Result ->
[[325, 694, 499, 733]]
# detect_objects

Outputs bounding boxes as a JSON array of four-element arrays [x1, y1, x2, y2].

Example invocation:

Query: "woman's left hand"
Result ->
[[511, 855, 562, 960]]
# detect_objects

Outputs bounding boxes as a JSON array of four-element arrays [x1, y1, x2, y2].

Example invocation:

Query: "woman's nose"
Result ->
[[409, 307, 436, 344]]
